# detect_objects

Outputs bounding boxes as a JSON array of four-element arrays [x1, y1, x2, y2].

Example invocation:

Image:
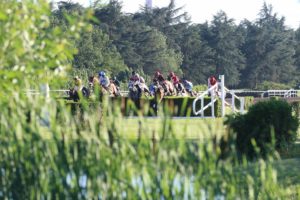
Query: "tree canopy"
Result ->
[[50, 1, 300, 88]]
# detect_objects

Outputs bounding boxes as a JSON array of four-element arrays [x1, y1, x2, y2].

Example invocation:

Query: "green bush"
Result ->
[[225, 99, 299, 159]]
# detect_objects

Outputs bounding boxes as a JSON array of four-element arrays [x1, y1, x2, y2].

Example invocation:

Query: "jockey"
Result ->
[[208, 75, 219, 96], [129, 71, 150, 94], [111, 76, 120, 92], [111, 76, 120, 87], [208, 75, 217, 87], [129, 71, 143, 86], [153, 71, 170, 93], [73, 76, 83, 92], [169, 72, 183, 92], [98, 71, 110, 90], [153, 71, 165, 83], [182, 79, 193, 93], [130, 71, 145, 84]]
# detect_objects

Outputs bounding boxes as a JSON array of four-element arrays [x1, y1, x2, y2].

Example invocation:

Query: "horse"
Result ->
[[150, 80, 166, 102], [69, 86, 90, 101], [88, 76, 100, 92], [89, 75, 120, 97], [160, 80, 176, 96], [173, 82, 189, 96], [128, 81, 151, 100]]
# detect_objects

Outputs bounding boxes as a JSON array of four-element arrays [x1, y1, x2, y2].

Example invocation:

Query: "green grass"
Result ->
[[279, 139, 300, 159], [275, 158, 300, 186], [119, 117, 225, 139]]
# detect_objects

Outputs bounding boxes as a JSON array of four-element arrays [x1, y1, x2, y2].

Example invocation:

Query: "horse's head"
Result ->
[[88, 76, 98, 87], [88, 76, 94, 83]]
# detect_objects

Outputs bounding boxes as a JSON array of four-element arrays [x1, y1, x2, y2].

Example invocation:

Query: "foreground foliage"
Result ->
[[0, 95, 299, 199]]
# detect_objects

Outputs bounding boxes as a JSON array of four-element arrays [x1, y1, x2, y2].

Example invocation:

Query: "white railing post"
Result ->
[[201, 97, 204, 117], [240, 97, 245, 114], [231, 91, 235, 113], [211, 90, 215, 118], [220, 75, 225, 117]]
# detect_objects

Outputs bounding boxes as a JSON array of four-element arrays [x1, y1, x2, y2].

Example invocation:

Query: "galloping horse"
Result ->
[[174, 82, 189, 96], [88, 76, 100, 91], [150, 81, 165, 103], [162, 80, 177, 96], [128, 81, 152, 100], [88, 75, 120, 97]]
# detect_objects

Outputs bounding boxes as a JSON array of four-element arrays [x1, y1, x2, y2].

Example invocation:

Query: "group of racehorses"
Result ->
[[69, 75, 196, 102]]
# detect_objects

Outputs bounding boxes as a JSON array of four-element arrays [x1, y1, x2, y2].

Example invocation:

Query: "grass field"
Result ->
[[119, 117, 225, 139]]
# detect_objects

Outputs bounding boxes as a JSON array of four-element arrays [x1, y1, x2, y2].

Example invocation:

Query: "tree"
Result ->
[[73, 27, 128, 75], [293, 28, 300, 85], [203, 11, 245, 86], [133, 0, 190, 38], [51, 1, 128, 77], [93, 1, 183, 79], [136, 28, 183, 76], [240, 3, 295, 88], [180, 24, 215, 83], [133, 0, 190, 58]]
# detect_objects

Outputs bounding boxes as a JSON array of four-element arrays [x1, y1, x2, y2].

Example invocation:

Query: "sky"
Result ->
[[55, 0, 300, 29]]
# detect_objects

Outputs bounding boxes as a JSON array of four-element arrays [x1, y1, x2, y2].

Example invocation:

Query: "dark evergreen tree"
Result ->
[[293, 28, 300, 86], [133, 0, 190, 51], [50, 1, 299, 87], [180, 24, 215, 83], [241, 3, 295, 88], [204, 11, 245, 86]]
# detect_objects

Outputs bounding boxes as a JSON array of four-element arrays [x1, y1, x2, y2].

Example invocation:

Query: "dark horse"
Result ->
[[128, 81, 151, 100], [69, 87, 90, 101]]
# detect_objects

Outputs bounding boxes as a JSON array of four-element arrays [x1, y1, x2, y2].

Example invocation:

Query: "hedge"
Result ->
[[115, 96, 222, 117], [66, 96, 222, 117]]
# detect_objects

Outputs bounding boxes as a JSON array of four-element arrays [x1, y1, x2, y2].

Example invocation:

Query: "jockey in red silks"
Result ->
[[209, 76, 217, 86], [169, 72, 179, 84], [169, 72, 184, 93], [208, 75, 219, 96]]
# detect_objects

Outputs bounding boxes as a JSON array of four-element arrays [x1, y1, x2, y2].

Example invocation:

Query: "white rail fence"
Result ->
[[26, 81, 299, 118], [193, 75, 245, 118], [261, 89, 299, 98]]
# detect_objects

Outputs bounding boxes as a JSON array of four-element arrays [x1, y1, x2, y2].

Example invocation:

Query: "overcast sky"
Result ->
[[54, 0, 300, 29]]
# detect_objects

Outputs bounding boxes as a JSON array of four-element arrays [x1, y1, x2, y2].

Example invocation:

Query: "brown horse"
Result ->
[[88, 76, 120, 97], [161, 80, 176, 96], [151, 81, 165, 102]]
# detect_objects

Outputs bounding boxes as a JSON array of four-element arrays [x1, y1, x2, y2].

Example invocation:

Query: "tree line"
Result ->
[[51, 0, 300, 89]]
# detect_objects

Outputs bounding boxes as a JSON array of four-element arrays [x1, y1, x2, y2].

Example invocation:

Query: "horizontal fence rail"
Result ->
[[25, 89, 300, 98]]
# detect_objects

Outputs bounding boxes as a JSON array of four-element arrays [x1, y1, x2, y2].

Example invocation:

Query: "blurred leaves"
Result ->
[[0, 0, 91, 97]]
